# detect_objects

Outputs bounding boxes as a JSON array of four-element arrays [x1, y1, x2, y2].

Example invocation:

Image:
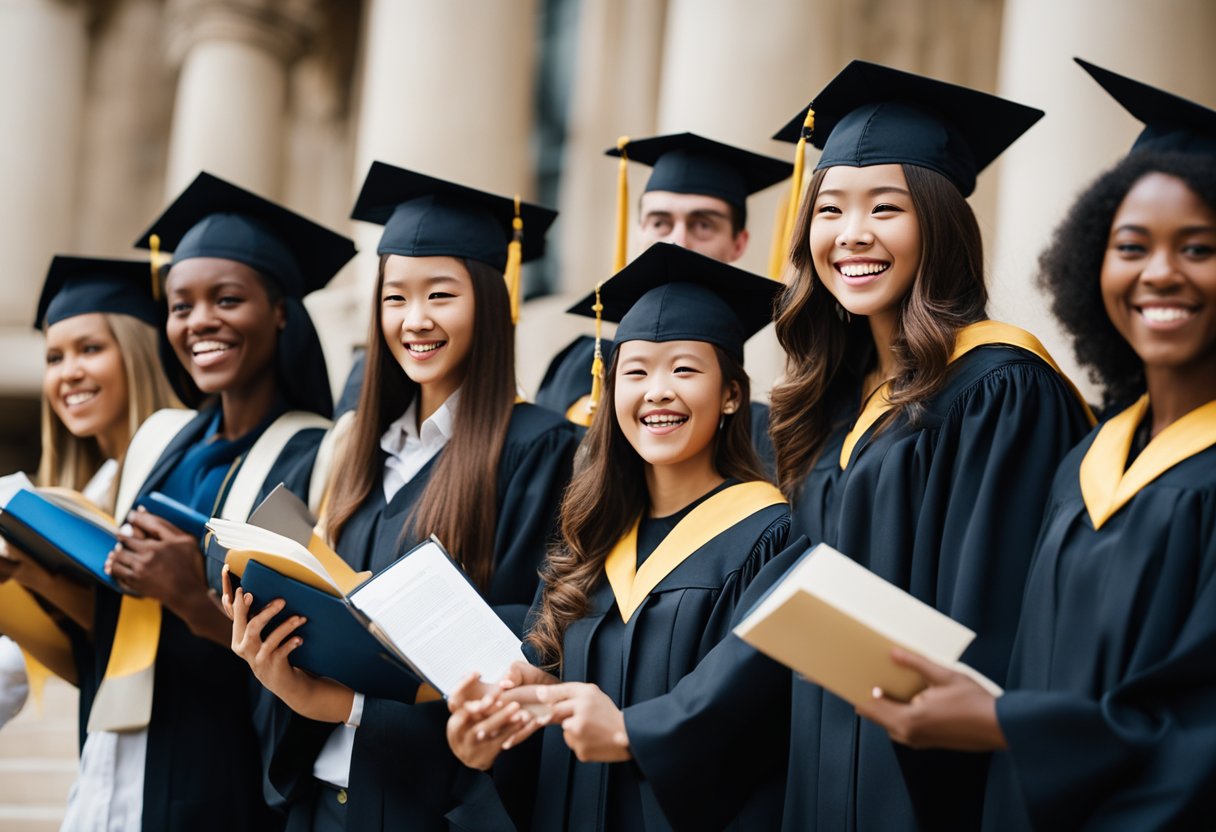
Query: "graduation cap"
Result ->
[[350, 161, 559, 322], [36, 255, 161, 331], [774, 60, 1043, 200], [569, 242, 778, 363], [133, 171, 357, 299], [604, 133, 792, 272], [1076, 58, 1216, 157]]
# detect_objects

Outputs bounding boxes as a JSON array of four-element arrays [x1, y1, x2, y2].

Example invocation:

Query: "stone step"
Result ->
[[0, 758, 75, 805]]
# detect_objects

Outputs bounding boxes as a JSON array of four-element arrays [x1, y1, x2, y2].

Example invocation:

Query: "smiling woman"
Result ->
[[58, 172, 355, 832], [235, 161, 578, 832], [442, 244, 792, 831]]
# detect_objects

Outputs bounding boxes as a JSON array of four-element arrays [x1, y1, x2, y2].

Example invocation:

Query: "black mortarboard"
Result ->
[[1076, 58, 1216, 157], [568, 243, 778, 363], [607, 133, 792, 211], [36, 256, 161, 331], [773, 60, 1044, 197], [133, 171, 357, 298], [350, 161, 558, 270]]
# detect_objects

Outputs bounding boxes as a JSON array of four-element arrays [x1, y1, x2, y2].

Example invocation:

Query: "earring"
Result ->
[[835, 301, 851, 323]]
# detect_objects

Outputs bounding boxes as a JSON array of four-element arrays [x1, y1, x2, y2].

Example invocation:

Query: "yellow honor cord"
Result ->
[[148, 233, 163, 302], [504, 195, 524, 324], [614, 136, 630, 272], [588, 281, 605, 415], [781, 108, 816, 259]]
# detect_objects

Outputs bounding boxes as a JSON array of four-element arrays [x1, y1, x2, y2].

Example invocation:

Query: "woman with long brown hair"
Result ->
[[444, 243, 791, 831], [760, 62, 1096, 831], [226, 162, 578, 832]]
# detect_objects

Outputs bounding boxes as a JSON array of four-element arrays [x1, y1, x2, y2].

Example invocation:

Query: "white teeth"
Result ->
[[1140, 306, 1194, 323], [838, 262, 890, 277], [642, 414, 688, 426], [191, 340, 230, 355], [64, 391, 96, 406], [408, 342, 444, 353]]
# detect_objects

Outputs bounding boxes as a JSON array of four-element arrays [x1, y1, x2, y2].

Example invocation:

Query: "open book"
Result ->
[[734, 543, 1002, 707], [210, 486, 529, 701], [0, 472, 126, 593]]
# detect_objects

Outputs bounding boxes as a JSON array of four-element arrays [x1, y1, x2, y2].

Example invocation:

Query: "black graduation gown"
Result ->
[[258, 403, 578, 831], [83, 405, 326, 832], [536, 335, 777, 476], [783, 344, 1094, 831], [504, 485, 790, 832], [982, 409, 1216, 830]]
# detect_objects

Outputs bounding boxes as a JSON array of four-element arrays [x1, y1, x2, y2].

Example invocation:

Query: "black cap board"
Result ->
[[36, 255, 161, 331], [567, 243, 779, 362], [773, 60, 1044, 197], [350, 161, 558, 270], [133, 171, 357, 298], [1076, 58, 1216, 157], [606, 132, 793, 213]]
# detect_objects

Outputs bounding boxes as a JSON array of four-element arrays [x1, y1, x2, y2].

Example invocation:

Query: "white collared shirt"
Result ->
[[313, 391, 458, 787], [379, 391, 459, 502]]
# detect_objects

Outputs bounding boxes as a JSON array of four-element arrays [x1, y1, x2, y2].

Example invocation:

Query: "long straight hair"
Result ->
[[770, 164, 987, 498], [324, 255, 516, 590], [38, 313, 182, 512], [526, 346, 763, 669]]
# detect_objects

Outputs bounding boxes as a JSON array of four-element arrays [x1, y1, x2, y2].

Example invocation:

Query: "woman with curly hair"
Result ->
[[857, 60, 1216, 831]]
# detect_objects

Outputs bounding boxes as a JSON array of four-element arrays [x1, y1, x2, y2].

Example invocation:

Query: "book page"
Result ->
[[349, 539, 526, 697], [207, 518, 343, 595]]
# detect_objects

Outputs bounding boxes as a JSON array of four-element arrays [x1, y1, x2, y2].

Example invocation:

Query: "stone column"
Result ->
[[989, 0, 1216, 400], [335, 0, 539, 392], [163, 0, 320, 199], [0, 0, 89, 394], [654, 0, 834, 398]]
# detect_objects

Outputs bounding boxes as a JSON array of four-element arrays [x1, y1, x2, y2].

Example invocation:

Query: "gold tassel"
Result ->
[[767, 189, 791, 281], [780, 108, 816, 260], [148, 234, 163, 302], [504, 195, 523, 325], [613, 136, 630, 272], [588, 281, 606, 417]]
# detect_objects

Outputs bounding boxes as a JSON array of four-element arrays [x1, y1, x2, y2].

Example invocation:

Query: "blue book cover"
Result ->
[[0, 488, 125, 593], [135, 492, 209, 542], [241, 559, 422, 703]]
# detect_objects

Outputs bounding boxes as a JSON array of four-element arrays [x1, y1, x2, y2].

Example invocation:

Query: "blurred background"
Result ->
[[1, 0, 1215, 479]]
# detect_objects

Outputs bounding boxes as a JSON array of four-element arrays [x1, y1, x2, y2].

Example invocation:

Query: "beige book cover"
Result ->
[[734, 543, 1001, 707]]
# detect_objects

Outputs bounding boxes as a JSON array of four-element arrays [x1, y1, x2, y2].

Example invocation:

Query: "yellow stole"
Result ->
[[838, 320, 1096, 470], [0, 583, 77, 688], [1079, 394, 1216, 530], [604, 481, 787, 622]]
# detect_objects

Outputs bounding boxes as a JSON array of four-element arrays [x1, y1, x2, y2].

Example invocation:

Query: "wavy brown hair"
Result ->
[[323, 255, 515, 590], [770, 164, 987, 497], [527, 346, 763, 669]]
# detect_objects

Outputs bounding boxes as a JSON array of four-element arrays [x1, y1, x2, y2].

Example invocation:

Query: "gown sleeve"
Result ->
[[876, 359, 1093, 830], [994, 490, 1216, 830]]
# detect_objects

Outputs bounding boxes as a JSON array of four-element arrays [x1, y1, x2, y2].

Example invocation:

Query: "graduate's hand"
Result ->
[[532, 682, 631, 763], [446, 673, 543, 770], [499, 660, 559, 691], [853, 648, 1007, 752], [0, 542, 49, 589], [229, 586, 354, 723], [107, 508, 206, 609]]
